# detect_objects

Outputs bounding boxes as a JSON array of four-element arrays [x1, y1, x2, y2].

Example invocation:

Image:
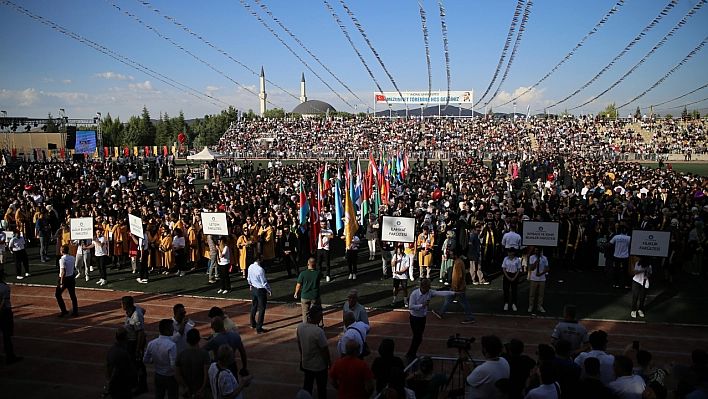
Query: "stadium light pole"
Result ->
[[94, 112, 103, 160]]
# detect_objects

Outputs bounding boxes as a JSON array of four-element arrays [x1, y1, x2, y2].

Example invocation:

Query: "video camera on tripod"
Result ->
[[447, 333, 475, 351]]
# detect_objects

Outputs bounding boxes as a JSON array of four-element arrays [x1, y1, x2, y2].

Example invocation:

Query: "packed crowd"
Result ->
[[2, 117, 708, 397], [214, 117, 707, 159]]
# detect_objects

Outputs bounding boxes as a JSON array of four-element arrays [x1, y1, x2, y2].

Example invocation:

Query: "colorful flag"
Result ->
[[334, 176, 344, 233], [298, 181, 309, 232], [344, 180, 358, 248], [323, 163, 331, 191], [309, 190, 320, 253]]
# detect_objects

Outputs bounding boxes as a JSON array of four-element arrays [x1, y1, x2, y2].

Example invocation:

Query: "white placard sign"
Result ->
[[128, 214, 144, 237], [70, 217, 94, 240], [521, 222, 559, 246], [381, 216, 416, 243], [202, 212, 229, 235], [630, 230, 670, 257]]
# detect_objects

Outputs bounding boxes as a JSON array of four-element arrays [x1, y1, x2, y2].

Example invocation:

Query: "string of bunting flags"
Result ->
[[135, 0, 298, 101], [483, 0, 533, 108], [618, 34, 708, 109], [239, 0, 354, 109], [497, 0, 627, 108], [570, 0, 707, 111], [1, 0, 231, 110], [419, 1, 433, 105], [253, 0, 369, 108], [651, 82, 708, 108], [339, 0, 407, 107], [474, 0, 524, 107], [322, 0, 388, 106], [106, 0, 265, 103], [546, 0, 680, 110], [439, 1, 451, 111]]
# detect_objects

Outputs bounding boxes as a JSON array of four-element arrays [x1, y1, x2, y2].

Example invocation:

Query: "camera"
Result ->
[[447, 333, 475, 351]]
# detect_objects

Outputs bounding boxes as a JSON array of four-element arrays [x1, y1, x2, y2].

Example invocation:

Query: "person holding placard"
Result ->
[[217, 236, 232, 295], [73, 237, 92, 282], [502, 249, 522, 312], [630, 256, 653, 318], [9, 229, 29, 279]]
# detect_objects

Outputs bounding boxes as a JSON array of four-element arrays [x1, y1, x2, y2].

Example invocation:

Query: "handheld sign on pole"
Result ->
[[381, 216, 416, 243], [70, 217, 94, 240], [630, 230, 670, 258], [128, 214, 144, 237], [521, 222, 559, 246], [201, 212, 229, 235]]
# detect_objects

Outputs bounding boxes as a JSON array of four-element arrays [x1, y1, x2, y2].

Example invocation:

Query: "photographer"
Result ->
[[458, 335, 510, 399]]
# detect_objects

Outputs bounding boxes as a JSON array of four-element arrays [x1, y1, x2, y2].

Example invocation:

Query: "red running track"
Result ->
[[1, 285, 706, 399]]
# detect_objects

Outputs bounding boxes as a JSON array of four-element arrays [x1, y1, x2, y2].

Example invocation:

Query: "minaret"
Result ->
[[300, 73, 307, 103], [259, 66, 267, 117]]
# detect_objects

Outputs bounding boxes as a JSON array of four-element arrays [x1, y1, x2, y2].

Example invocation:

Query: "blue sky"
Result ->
[[1, 0, 707, 120]]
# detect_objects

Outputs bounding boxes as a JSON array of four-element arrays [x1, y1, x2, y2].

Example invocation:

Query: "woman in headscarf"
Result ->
[[439, 230, 456, 286]]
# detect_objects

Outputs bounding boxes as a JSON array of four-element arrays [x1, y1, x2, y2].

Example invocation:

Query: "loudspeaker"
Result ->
[[47, 143, 57, 150], [65, 126, 76, 149], [72, 154, 84, 162]]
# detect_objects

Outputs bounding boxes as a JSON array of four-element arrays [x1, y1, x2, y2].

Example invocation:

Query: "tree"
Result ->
[[682, 106, 688, 119], [487, 107, 494, 117], [690, 110, 701, 120], [155, 112, 174, 147], [635, 106, 641, 119], [263, 108, 286, 119], [101, 113, 123, 148], [598, 103, 618, 119], [44, 112, 59, 133], [138, 105, 156, 145], [665, 113, 673, 120], [357, 112, 366, 119]]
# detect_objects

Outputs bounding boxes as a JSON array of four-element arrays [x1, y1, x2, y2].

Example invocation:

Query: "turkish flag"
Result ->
[[104, 147, 109, 157], [178, 133, 186, 144], [375, 94, 386, 102], [163, 146, 168, 156], [144, 146, 150, 156], [124, 146, 129, 157], [309, 190, 320, 253], [59, 148, 64, 158]]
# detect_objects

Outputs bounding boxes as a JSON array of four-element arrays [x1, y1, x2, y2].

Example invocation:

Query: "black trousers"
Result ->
[[614, 257, 629, 287], [127, 340, 148, 390], [503, 276, 519, 305], [154, 373, 178, 399], [284, 253, 299, 277], [96, 256, 107, 280], [303, 368, 328, 399], [175, 249, 187, 272], [316, 249, 331, 277], [55, 275, 78, 315], [347, 249, 359, 274], [407, 314, 427, 359], [250, 287, 267, 331], [0, 308, 17, 360], [13, 250, 29, 276], [219, 264, 231, 290], [632, 281, 648, 311], [138, 254, 149, 281]]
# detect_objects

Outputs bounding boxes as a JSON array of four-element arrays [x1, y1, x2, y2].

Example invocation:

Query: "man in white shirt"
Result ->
[[608, 355, 646, 399], [316, 220, 334, 282], [143, 319, 178, 399], [404, 278, 456, 363], [574, 330, 615, 386], [459, 335, 510, 399], [56, 245, 78, 317], [501, 224, 522, 253], [91, 230, 108, 285], [171, 304, 193, 354], [391, 246, 412, 307], [337, 311, 370, 358], [209, 345, 252, 399], [607, 227, 631, 288], [528, 247, 549, 313]]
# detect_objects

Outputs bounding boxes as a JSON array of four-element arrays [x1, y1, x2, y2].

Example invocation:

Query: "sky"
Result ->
[[1, 0, 707, 121]]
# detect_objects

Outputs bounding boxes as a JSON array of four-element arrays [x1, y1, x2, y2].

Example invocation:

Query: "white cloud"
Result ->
[[128, 81, 154, 91], [490, 86, 548, 109], [62, 79, 72, 84], [206, 85, 220, 91], [92, 72, 136, 81], [0, 88, 40, 107], [42, 78, 54, 83]]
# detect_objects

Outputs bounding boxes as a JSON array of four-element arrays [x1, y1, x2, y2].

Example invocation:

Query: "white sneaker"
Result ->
[[348, 274, 353, 280], [89, 266, 94, 272], [504, 304, 509, 311], [179, 271, 186, 277], [222, 290, 228, 294], [100, 280, 107, 286], [326, 276, 331, 282], [512, 304, 518, 312], [631, 311, 637, 318], [352, 274, 356, 280], [136, 278, 143, 283], [16, 276, 23, 280], [132, 270, 137, 274], [637, 310, 644, 318], [96, 279, 102, 285], [25, 273, 31, 277], [140, 279, 148, 284], [217, 289, 224, 294], [537, 306, 546, 313], [75, 272, 81, 279], [439, 279, 443, 283], [528, 306, 534, 313], [444, 282, 449, 286], [85, 275, 90, 282]]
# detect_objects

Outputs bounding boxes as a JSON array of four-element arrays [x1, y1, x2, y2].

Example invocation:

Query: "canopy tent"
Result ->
[[187, 148, 225, 161]]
